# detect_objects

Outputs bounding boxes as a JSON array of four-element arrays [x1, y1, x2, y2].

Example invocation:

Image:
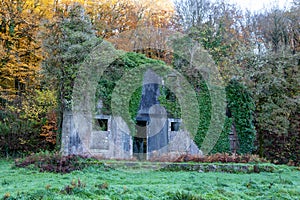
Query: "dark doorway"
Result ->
[[171, 122, 180, 131], [96, 119, 108, 131], [133, 120, 147, 160]]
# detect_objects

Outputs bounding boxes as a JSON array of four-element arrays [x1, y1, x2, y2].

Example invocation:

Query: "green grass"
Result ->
[[0, 159, 299, 200]]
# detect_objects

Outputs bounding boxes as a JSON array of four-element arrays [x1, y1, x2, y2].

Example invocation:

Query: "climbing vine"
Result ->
[[96, 52, 255, 155], [96, 52, 164, 119], [226, 79, 256, 154]]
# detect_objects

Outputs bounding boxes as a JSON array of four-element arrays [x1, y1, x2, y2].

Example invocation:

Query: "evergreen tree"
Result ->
[[42, 4, 101, 110], [42, 4, 101, 136]]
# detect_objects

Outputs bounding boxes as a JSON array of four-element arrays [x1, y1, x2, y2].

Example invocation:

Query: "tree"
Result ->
[[174, 0, 245, 80], [288, 1, 300, 54], [101, 0, 175, 63], [241, 46, 300, 164], [238, 5, 300, 164], [174, 0, 211, 30], [24, 0, 175, 63], [87, 0, 174, 38], [42, 4, 101, 135], [0, 0, 62, 156], [243, 4, 300, 55], [0, 0, 43, 102]]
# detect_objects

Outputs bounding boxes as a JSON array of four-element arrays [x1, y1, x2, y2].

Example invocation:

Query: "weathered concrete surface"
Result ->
[[136, 69, 163, 122], [61, 68, 202, 160]]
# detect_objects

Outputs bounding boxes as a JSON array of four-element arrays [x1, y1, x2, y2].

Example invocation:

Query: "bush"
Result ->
[[173, 153, 268, 163], [0, 111, 46, 157], [14, 152, 90, 173], [0, 90, 57, 157]]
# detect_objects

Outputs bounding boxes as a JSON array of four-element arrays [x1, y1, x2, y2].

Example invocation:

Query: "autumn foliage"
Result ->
[[0, 0, 42, 101]]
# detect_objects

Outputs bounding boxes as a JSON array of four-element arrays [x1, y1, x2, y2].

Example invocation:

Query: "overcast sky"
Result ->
[[228, 0, 294, 12]]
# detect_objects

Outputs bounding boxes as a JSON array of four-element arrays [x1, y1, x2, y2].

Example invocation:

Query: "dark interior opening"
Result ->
[[96, 119, 108, 131], [133, 120, 147, 160], [171, 122, 180, 131]]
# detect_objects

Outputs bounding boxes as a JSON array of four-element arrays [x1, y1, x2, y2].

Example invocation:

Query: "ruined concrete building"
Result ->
[[61, 69, 201, 160]]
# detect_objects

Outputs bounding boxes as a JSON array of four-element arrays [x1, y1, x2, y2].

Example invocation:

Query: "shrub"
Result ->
[[14, 152, 90, 173], [172, 153, 268, 163]]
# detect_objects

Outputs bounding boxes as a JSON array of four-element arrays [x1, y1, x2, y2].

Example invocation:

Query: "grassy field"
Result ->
[[0, 159, 299, 200]]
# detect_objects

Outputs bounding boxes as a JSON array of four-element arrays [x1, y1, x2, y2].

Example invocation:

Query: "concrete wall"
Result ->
[[61, 112, 201, 159], [61, 112, 133, 159]]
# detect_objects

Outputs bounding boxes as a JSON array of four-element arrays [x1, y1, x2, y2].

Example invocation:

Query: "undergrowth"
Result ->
[[14, 151, 93, 173], [13, 151, 278, 175], [150, 153, 269, 163]]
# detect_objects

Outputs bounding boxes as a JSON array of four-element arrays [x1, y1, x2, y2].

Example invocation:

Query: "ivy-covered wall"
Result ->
[[171, 54, 256, 154], [226, 79, 256, 154], [97, 52, 256, 154], [96, 52, 164, 120]]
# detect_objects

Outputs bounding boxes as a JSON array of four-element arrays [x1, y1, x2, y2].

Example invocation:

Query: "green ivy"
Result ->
[[96, 52, 164, 119], [172, 54, 231, 153], [129, 87, 142, 121], [158, 86, 181, 118], [97, 52, 255, 155], [226, 79, 256, 154], [193, 79, 231, 154]]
